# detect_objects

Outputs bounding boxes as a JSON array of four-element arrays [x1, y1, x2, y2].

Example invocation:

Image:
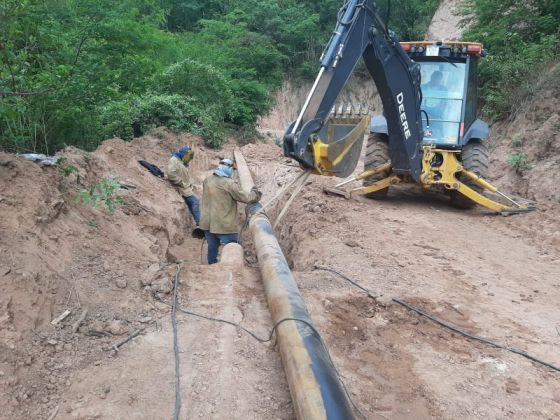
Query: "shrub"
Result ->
[[508, 152, 529, 173], [462, 0, 560, 120], [76, 177, 124, 214], [98, 94, 227, 147]]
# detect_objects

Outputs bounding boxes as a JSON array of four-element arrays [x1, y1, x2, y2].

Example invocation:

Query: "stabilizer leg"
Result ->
[[323, 163, 395, 198], [454, 170, 536, 215]]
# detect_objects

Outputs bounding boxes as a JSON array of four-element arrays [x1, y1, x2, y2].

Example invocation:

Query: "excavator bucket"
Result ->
[[312, 104, 370, 178]]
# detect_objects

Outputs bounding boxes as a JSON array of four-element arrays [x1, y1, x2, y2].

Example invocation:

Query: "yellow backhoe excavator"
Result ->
[[282, 0, 535, 215]]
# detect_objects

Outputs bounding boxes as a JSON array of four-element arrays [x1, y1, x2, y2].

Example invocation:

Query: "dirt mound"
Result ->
[[0, 128, 230, 419]]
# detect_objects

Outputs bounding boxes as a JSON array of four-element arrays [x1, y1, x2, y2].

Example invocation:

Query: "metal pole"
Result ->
[[234, 150, 355, 420]]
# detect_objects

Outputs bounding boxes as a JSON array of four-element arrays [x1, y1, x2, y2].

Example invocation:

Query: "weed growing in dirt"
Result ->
[[87, 221, 99, 229], [76, 177, 124, 214], [56, 157, 79, 178], [508, 152, 529, 173]]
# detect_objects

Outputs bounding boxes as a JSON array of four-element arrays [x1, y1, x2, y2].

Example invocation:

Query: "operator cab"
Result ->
[[400, 41, 486, 149]]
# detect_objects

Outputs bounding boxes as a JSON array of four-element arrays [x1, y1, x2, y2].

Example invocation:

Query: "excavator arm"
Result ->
[[283, 0, 423, 181]]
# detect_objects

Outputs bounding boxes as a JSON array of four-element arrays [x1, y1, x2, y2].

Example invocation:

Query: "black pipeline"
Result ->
[[234, 150, 354, 420]]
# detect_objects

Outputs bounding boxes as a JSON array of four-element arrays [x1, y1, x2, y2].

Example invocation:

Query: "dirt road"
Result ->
[[243, 141, 560, 419]]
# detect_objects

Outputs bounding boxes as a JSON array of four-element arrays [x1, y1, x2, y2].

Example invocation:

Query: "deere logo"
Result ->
[[396, 92, 412, 140]]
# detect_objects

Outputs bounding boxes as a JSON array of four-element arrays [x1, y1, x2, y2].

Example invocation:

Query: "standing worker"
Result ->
[[168, 146, 203, 236], [200, 158, 261, 264]]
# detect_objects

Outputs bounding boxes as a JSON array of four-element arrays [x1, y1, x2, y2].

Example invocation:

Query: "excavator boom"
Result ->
[[283, 0, 423, 181]]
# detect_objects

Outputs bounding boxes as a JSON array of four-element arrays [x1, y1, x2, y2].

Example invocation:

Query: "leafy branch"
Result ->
[[76, 177, 124, 214]]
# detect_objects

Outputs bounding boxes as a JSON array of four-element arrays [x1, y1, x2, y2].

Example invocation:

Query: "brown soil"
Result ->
[[247, 139, 560, 419], [426, 0, 468, 41], [0, 130, 290, 420], [1, 123, 559, 420]]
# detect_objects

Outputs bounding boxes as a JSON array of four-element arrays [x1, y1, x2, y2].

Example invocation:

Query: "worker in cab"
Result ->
[[168, 146, 202, 233], [425, 70, 446, 91], [200, 158, 261, 264]]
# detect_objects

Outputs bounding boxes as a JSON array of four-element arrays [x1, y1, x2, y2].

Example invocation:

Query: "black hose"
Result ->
[[392, 298, 560, 373], [171, 265, 182, 420], [152, 293, 367, 419], [315, 266, 560, 373]]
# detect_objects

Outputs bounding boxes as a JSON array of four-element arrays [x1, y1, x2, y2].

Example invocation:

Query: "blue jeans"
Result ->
[[183, 194, 201, 225], [205, 231, 239, 265]]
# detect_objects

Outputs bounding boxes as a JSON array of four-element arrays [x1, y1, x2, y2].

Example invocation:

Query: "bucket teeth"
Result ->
[[329, 102, 370, 124]]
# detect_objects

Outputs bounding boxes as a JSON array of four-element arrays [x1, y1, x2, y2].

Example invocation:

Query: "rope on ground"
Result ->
[[171, 264, 182, 420], [314, 265, 560, 373], [261, 169, 310, 210]]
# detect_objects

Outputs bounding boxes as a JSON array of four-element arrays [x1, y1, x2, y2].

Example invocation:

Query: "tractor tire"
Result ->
[[449, 140, 489, 209], [363, 133, 391, 199]]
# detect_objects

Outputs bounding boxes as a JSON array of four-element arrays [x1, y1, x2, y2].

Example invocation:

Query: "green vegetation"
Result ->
[[77, 177, 124, 214], [508, 152, 529, 173], [463, 0, 560, 120], [56, 157, 79, 178], [1, 0, 439, 154]]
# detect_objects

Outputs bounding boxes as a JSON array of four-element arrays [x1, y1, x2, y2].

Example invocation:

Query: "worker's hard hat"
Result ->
[[178, 146, 194, 164]]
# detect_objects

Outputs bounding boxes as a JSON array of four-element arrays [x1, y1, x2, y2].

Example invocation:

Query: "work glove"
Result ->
[[251, 186, 262, 202]]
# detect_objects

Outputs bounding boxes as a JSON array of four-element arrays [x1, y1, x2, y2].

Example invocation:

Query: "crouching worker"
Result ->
[[200, 158, 261, 264], [168, 146, 203, 237]]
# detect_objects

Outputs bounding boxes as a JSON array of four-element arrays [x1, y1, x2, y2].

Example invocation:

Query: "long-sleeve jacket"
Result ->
[[200, 174, 259, 234], [167, 156, 194, 197]]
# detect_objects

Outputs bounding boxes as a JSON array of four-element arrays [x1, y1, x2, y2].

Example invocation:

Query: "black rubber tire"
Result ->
[[363, 133, 391, 199], [449, 140, 489, 209]]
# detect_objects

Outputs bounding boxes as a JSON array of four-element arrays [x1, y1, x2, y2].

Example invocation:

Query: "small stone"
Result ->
[[115, 278, 127, 289], [106, 320, 128, 336], [46, 339, 58, 346], [152, 277, 172, 294], [376, 295, 393, 306], [141, 263, 160, 286], [345, 240, 360, 248], [138, 316, 153, 323]]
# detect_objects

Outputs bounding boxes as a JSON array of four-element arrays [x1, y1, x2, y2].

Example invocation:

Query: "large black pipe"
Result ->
[[234, 150, 354, 419]]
